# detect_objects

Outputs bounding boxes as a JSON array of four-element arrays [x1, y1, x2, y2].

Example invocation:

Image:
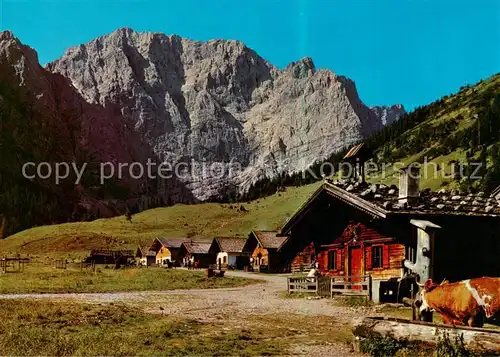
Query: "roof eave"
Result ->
[[323, 183, 388, 219]]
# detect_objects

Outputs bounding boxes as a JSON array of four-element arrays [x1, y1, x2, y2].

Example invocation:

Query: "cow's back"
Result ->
[[469, 277, 500, 320]]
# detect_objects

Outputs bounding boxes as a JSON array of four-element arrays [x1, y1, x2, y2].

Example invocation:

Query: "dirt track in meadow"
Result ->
[[0, 271, 365, 356]]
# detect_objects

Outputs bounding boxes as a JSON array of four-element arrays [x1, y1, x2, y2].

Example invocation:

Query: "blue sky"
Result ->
[[1, 0, 499, 110]]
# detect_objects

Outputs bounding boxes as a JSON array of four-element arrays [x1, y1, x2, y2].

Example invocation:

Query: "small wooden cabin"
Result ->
[[178, 241, 214, 268], [149, 238, 188, 266], [210, 237, 250, 270], [245, 231, 288, 273], [135, 247, 156, 266], [280, 167, 500, 302]]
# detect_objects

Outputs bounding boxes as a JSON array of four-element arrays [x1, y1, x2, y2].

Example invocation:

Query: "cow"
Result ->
[[415, 277, 500, 327]]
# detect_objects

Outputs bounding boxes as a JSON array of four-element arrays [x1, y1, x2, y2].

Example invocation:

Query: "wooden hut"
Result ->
[[245, 231, 288, 273], [178, 241, 214, 268], [210, 237, 250, 270], [279, 166, 500, 302], [135, 247, 156, 266], [149, 238, 188, 266]]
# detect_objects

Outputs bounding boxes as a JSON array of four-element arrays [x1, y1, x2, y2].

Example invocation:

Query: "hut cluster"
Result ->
[[132, 144, 500, 303], [135, 231, 288, 272]]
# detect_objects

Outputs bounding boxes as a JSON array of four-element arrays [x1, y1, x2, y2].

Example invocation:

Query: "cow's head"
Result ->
[[414, 279, 437, 319]]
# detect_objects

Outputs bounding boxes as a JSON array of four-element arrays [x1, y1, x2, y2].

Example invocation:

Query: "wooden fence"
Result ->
[[287, 277, 318, 293], [287, 275, 372, 300]]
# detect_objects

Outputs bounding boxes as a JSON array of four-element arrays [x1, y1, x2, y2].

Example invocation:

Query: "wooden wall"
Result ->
[[156, 246, 172, 265], [315, 222, 405, 280], [251, 247, 286, 272], [252, 247, 269, 266], [290, 242, 316, 271]]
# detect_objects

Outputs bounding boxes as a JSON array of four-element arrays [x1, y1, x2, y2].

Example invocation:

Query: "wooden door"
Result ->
[[348, 246, 363, 289]]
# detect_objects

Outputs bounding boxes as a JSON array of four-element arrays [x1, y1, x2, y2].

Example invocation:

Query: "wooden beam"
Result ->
[[352, 317, 500, 354]]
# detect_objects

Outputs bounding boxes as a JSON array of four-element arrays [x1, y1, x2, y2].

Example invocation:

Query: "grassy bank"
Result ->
[[0, 265, 258, 294], [0, 183, 320, 258], [0, 300, 352, 356]]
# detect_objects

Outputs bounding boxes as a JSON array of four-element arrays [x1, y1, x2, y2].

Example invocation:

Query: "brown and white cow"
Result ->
[[415, 277, 500, 327]]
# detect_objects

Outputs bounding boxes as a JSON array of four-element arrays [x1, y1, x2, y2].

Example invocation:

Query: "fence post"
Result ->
[[330, 277, 333, 299], [367, 275, 372, 304], [287, 278, 290, 294]]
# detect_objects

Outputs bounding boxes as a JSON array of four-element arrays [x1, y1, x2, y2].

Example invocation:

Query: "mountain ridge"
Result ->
[[47, 27, 405, 200], [0, 28, 404, 237]]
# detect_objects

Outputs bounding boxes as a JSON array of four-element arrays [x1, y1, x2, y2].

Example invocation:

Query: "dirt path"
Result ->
[[0, 272, 358, 322], [0, 272, 364, 356]]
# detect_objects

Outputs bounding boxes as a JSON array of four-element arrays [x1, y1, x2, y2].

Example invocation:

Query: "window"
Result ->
[[372, 246, 383, 268], [328, 250, 337, 270], [406, 246, 416, 264]]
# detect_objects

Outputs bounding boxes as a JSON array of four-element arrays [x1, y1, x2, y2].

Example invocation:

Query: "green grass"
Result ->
[[0, 265, 258, 294], [368, 74, 500, 192], [0, 183, 320, 257], [0, 300, 353, 356], [368, 150, 467, 190]]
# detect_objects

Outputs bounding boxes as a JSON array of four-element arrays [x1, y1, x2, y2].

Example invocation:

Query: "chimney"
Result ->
[[399, 165, 420, 204]]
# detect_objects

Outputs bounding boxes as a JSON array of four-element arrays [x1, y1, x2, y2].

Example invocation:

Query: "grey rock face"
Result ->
[[48, 28, 405, 200], [369, 104, 406, 126], [0, 30, 194, 220]]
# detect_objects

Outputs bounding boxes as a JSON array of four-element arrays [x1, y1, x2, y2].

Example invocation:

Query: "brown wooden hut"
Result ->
[[178, 241, 214, 268], [135, 247, 156, 266], [245, 231, 288, 273], [149, 238, 189, 266], [210, 237, 251, 270], [279, 167, 500, 302]]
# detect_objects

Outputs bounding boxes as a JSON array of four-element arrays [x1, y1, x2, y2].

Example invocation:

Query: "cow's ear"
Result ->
[[424, 279, 434, 291]]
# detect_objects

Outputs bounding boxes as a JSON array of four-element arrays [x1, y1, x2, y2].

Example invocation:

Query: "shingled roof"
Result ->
[[214, 237, 247, 253], [156, 238, 189, 248], [252, 231, 288, 249], [136, 247, 156, 257], [281, 179, 500, 235], [181, 241, 212, 254]]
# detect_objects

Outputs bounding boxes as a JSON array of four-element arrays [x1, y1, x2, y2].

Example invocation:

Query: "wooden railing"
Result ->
[[287, 277, 318, 293], [330, 275, 371, 298], [287, 275, 372, 300]]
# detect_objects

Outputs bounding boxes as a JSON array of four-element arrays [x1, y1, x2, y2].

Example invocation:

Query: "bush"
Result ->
[[359, 332, 480, 357], [435, 333, 479, 357], [360, 335, 417, 357]]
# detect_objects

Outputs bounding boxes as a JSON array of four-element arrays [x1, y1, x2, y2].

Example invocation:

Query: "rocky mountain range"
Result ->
[[0, 28, 404, 235], [47, 28, 405, 200]]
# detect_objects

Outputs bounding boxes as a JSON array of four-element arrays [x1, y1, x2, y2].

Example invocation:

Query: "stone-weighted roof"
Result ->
[[329, 179, 500, 216]]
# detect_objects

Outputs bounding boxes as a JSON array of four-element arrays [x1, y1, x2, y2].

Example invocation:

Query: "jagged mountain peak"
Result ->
[[0, 30, 40, 68], [42, 29, 406, 200]]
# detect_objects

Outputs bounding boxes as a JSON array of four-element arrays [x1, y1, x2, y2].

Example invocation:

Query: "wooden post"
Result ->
[[367, 275, 372, 305]]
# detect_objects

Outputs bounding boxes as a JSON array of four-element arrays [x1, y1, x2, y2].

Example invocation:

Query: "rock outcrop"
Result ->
[[48, 28, 405, 200], [0, 30, 193, 236]]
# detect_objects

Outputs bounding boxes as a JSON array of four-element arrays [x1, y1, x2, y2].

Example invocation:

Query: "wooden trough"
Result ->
[[352, 316, 500, 354]]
